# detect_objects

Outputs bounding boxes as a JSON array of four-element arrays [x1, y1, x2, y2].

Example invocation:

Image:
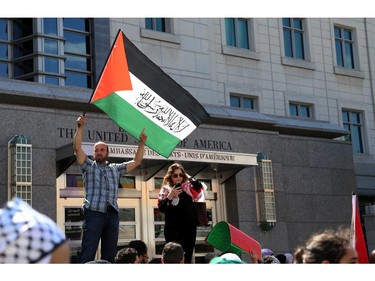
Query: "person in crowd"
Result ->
[[0, 197, 70, 263], [248, 249, 260, 263], [293, 227, 358, 264], [85, 259, 111, 264], [261, 248, 274, 257], [115, 247, 140, 264], [369, 249, 375, 263], [284, 252, 294, 264], [293, 248, 303, 264], [262, 255, 280, 264], [161, 242, 185, 264], [128, 240, 148, 264], [275, 254, 287, 264], [209, 252, 245, 264], [73, 114, 147, 263], [157, 163, 207, 263]]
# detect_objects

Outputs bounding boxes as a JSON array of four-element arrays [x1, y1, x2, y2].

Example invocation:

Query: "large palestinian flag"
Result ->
[[90, 29, 209, 158]]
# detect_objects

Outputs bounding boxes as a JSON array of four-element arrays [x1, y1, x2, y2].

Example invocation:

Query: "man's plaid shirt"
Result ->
[[79, 157, 127, 213]]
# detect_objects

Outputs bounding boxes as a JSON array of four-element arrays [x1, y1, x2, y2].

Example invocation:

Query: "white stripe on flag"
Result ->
[[116, 72, 197, 140]]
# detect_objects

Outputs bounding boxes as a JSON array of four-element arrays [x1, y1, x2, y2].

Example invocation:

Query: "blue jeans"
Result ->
[[74, 207, 119, 263]]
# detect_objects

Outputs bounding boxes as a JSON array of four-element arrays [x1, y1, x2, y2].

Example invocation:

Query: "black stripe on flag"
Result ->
[[122, 32, 209, 127]]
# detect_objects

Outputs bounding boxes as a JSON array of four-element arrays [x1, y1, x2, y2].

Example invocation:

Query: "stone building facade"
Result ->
[[0, 18, 374, 261]]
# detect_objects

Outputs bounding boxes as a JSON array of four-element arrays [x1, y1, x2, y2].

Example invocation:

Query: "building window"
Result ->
[[118, 208, 137, 242], [63, 18, 93, 88], [119, 176, 135, 189], [0, 18, 93, 88], [145, 18, 171, 33], [64, 207, 84, 260], [255, 152, 276, 232], [334, 26, 355, 69], [230, 94, 256, 110], [289, 102, 313, 118], [342, 110, 364, 153], [66, 174, 83, 188], [283, 18, 305, 60], [0, 19, 10, 78], [8, 135, 32, 205], [225, 18, 250, 49]]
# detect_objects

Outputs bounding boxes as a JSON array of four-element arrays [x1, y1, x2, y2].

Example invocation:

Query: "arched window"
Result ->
[[8, 135, 32, 205], [255, 152, 276, 231]]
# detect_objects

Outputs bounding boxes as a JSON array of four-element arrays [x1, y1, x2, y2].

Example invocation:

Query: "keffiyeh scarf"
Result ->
[[159, 180, 207, 206], [0, 197, 66, 263]]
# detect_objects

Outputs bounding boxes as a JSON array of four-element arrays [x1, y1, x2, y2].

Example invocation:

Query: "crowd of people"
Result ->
[[1, 195, 375, 264], [1, 114, 374, 264]]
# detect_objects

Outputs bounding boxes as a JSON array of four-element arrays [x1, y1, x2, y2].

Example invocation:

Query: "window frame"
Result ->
[[225, 18, 251, 50], [332, 22, 363, 78], [8, 135, 32, 205], [280, 18, 316, 70], [255, 154, 276, 232], [0, 17, 93, 88], [62, 18, 93, 88], [0, 18, 10, 78], [230, 94, 257, 111], [342, 109, 365, 154], [221, 18, 260, 60], [145, 18, 171, 33], [140, 18, 180, 44], [282, 18, 306, 60], [289, 102, 314, 119], [334, 25, 356, 69]]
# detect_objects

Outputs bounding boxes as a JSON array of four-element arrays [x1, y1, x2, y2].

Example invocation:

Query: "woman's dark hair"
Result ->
[[162, 163, 188, 186], [294, 227, 352, 263]]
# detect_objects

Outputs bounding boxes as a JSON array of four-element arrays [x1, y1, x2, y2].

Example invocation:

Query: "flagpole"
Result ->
[[78, 28, 124, 128], [351, 192, 356, 248]]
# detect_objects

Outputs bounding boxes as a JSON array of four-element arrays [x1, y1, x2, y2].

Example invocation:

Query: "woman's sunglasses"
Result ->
[[172, 173, 184, 178]]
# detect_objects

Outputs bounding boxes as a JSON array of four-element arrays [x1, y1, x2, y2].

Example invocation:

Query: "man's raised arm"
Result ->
[[73, 115, 87, 165], [126, 128, 147, 173]]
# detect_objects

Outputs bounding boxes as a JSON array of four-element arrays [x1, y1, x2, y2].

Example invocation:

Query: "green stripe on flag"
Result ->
[[93, 93, 181, 158]]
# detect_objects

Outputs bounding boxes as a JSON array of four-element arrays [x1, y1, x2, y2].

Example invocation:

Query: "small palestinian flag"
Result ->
[[90, 29, 209, 158], [351, 192, 369, 263]]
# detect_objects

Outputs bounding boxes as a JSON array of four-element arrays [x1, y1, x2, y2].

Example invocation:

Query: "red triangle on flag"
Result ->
[[351, 193, 369, 263], [90, 31, 133, 103]]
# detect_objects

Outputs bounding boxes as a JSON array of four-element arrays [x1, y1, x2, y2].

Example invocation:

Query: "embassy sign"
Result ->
[[80, 142, 258, 166]]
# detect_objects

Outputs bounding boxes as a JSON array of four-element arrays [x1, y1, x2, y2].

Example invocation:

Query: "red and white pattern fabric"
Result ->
[[158, 180, 207, 206]]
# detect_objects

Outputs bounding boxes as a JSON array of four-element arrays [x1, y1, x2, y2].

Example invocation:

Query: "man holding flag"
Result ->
[[73, 114, 147, 263]]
